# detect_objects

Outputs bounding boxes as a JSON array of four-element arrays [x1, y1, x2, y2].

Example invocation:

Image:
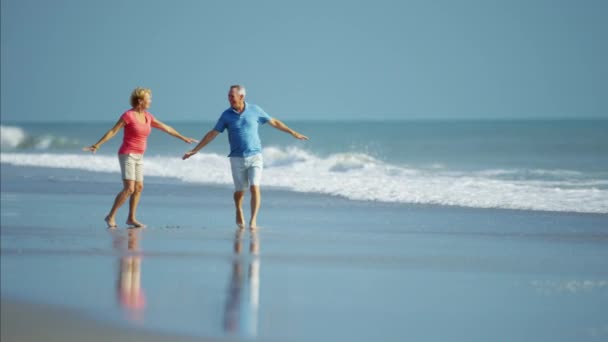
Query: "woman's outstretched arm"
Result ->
[[82, 118, 126, 153], [152, 118, 197, 144]]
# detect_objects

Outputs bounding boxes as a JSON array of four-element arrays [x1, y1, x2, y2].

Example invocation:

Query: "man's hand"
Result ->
[[182, 150, 197, 160]]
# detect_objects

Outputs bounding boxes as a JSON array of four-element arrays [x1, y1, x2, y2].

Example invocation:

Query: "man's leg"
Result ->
[[230, 157, 248, 229], [234, 191, 246, 228], [248, 154, 264, 230], [249, 186, 261, 230]]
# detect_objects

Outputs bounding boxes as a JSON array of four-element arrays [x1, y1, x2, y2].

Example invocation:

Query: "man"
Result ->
[[182, 85, 308, 229]]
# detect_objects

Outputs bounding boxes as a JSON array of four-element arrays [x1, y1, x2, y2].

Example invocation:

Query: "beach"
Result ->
[[3, 0, 608, 338], [2, 163, 607, 341]]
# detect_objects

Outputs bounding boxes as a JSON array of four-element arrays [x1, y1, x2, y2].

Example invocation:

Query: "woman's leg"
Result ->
[[126, 155, 145, 227], [105, 179, 135, 228], [126, 181, 145, 227]]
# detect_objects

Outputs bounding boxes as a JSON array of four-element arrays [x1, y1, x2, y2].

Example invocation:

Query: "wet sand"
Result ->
[[1, 299, 234, 342], [2, 165, 608, 341]]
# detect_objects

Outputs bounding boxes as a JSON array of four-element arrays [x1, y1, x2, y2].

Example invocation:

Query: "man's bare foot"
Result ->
[[236, 209, 245, 229], [249, 221, 259, 231], [126, 219, 146, 228], [105, 215, 117, 229]]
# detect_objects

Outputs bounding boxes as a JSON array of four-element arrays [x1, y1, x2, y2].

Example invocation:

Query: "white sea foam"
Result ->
[[2, 147, 607, 214], [531, 279, 608, 295], [0, 126, 27, 148]]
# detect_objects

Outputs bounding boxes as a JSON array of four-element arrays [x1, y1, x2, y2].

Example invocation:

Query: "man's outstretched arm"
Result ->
[[182, 129, 220, 160], [268, 118, 309, 140]]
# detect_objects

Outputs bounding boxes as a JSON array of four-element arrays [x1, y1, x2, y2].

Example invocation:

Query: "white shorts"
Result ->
[[230, 154, 263, 191], [118, 154, 144, 182]]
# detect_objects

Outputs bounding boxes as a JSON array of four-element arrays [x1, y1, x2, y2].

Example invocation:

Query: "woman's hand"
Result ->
[[292, 132, 309, 140], [183, 137, 199, 144], [83, 145, 99, 153]]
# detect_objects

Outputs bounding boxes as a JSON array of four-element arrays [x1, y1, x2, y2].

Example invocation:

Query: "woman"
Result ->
[[84, 87, 196, 228]]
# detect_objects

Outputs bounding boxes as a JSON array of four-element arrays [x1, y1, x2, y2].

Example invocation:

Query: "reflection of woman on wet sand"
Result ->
[[223, 229, 260, 337], [114, 230, 146, 321]]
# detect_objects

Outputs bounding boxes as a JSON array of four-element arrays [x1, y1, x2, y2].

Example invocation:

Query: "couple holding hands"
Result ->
[[84, 85, 308, 230]]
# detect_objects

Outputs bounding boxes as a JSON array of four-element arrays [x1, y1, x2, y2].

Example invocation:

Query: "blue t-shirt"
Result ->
[[213, 102, 272, 157]]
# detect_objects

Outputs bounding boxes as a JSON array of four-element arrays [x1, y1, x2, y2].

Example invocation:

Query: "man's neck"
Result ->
[[233, 102, 245, 113]]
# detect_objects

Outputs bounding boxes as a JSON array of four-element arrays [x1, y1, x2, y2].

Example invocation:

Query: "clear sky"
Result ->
[[1, 0, 606, 122]]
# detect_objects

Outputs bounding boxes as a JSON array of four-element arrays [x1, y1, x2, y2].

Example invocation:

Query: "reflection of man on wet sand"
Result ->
[[223, 229, 260, 337], [114, 230, 146, 321]]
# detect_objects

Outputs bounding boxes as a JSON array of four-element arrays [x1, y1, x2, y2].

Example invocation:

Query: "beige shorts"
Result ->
[[118, 154, 144, 182]]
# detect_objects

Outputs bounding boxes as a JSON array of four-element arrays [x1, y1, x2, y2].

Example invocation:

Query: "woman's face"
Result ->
[[139, 93, 152, 109]]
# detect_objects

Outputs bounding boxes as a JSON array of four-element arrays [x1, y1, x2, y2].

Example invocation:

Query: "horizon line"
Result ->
[[2, 116, 607, 124]]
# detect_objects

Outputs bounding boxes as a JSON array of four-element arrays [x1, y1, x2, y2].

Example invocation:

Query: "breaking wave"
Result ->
[[0, 125, 80, 150], [2, 146, 607, 214]]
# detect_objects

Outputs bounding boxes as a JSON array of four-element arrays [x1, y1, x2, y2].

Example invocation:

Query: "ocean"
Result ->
[[2, 119, 607, 213], [2, 119, 608, 341]]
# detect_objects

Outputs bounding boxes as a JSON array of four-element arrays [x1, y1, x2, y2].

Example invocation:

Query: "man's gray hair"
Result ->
[[230, 85, 246, 97]]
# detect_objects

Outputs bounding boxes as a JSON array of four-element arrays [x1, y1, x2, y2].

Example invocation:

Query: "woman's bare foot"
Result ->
[[236, 209, 245, 229], [105, 215, 117, 229], [249, 221, 259, 231], [126, 219, 146, 228]]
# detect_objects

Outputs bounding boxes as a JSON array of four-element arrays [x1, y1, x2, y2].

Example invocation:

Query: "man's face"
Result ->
[[228, 88, 244, 108]]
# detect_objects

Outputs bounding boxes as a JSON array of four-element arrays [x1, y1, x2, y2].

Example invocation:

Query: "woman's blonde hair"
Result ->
[[130, 87, 152, 108]]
